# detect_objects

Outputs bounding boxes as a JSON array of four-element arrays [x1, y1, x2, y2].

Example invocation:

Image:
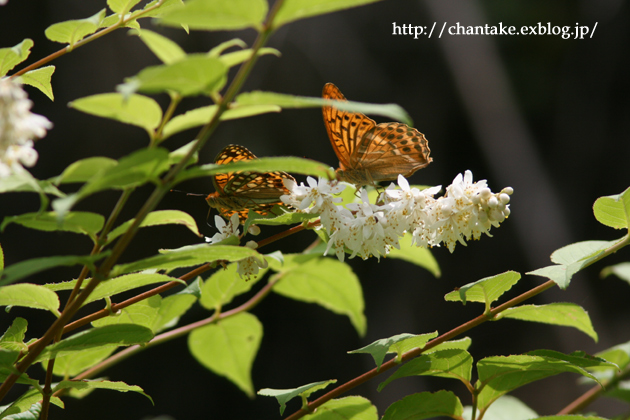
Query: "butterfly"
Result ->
[[322, 83, 432, 187], [206, 144, 295, 223]]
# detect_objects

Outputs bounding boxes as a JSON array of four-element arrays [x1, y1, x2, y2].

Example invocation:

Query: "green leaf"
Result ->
[[428, 337, 472, 353], [64, 147, 170, 201], [0, 253, 106, 286], [258, 380, 337, 415], [37, 324, 154, 361], [382, 391, 464, 420], [188, 312, 262, 397], [0, 318, 28, 352], [388, 234, 440, 277], [218, 47, 280, 68], [528, 240, 617, 289], [69, 93, 163, 134], [45, 9, 106, 46], [131, 28, 186, 64], [497, 303, 598, 342], [301, 396, 377, 420], [111, 244, 261, 277], [177, 156, 334, 184], [120, 54, 227, 97], [0, 172, 63, 196], [476, 353, 607, 411], [86, 273, 179, 304], [159, 0, 268, 31], [531, 417, 608, 420], [444, 271, 521, 312], [0, 243, 3, 271], [153, 292, 197, 332], [0, 284, 60, 314], [53, 157, 117, 184], [200, 262, 266, 310], [53, 379, 152, 403], [242, 208, 318, 233], [108, 0, 143, 15], [593, 187, 630, 229], [378, 349, 473, 392], [0, 39, 34, 77], [237, 90, 413, 126], [18, 66, 55, 101], [106, 209, 202, 245], [348, 332, 438, 370], [52, 347, 116, 377], [272, 255, 366, 336], [140, 0, 187, 18], [1, 211, 105, 238], [273, 0, 384, 28], [601, 262, 630, 284], [464, 395, 537, 420], [162, 103, 281, 139], [0, 389, 63, 420], [92, 296, 161, 330]]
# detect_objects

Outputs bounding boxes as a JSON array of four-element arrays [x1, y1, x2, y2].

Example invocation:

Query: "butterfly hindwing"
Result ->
[[322, 83, 432, 186]]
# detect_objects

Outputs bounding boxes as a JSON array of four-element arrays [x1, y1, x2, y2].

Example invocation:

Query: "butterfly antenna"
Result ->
[[170, 189, 207, 197]]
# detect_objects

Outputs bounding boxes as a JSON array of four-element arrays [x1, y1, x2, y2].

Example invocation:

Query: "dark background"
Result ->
[[1, 0, 629, 418]]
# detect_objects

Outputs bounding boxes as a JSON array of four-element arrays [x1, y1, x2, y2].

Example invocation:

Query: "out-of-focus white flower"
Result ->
[[282, 171, 513, 261], [0, 0, 8, 6], [0, 79, 52, 177], [205, 213, 240, 244], [237, 240, 268, 280]]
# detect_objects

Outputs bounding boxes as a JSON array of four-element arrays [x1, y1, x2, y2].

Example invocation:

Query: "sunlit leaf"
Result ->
[[444, 271, 521, 312], [53, 378, 152, 403], [388, 234, 440, 277], [348, 332, 438, 369], [382, 391, 463, 420], [106, 210, 202, 244], [272, 255, 366, 336], [45, 9, 106, 46], [18, 66, 55, 101], [188, 312, 262, 397], [159, 0, 268, 31], [200, 263, 266, 310], [258, 380, 337, 415], [0, 39, 34, 77], [273, 0, 384, 29], [0, 284, 60, 314], [1, 211, 105, 238], [592, 187, 630, 229], [130, 28, 185, 64], [0, 253, 106, 286], [301, 396, 377, 420]]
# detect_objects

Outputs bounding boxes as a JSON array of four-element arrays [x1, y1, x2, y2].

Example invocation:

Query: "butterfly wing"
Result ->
[[322, 83, 377, 171], [353, 122, 432, 181], [209, 145, 294, 223]]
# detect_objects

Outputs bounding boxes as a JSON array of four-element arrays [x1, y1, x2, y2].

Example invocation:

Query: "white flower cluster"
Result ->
[[0, 79, 52, 178], [281, 171, 513, 261], [206, 214, 267, 279]]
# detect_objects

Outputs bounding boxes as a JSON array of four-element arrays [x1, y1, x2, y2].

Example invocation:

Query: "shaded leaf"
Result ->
[[236, 90, 413, 125], [53, 378, 152, 403], [53, 157, 117, 184], [464, 395, 537, 420], [383, 391, 463, 420], [52, 347, 116, 378], [1, 211, 104, 238], [0, 253, 106, 286], [378, 349, 473, 391], [0, 389, 63, 419]]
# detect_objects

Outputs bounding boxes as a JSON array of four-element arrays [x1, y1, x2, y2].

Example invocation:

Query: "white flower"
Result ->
[[205, 213, 240, 244], [282, 171, 513, 261], [0, 79, 52, 178], [237, 241, 268, 280]]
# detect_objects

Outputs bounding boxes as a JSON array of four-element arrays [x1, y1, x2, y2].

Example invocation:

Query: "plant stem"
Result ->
[[283, 279, 556, 420]]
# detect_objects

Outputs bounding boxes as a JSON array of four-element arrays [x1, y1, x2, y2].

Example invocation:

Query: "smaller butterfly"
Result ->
[[323, 83, 432, 187], [206, 144, 295, 224]]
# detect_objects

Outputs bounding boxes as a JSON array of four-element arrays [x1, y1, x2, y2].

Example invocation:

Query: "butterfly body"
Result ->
[[206, 145, 294, 223], [323, 83, 432, 187]]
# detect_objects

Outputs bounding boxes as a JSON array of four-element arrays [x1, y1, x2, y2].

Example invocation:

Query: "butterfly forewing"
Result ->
[[206, 145, 294, 223], [322, 83, 432, 186]]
